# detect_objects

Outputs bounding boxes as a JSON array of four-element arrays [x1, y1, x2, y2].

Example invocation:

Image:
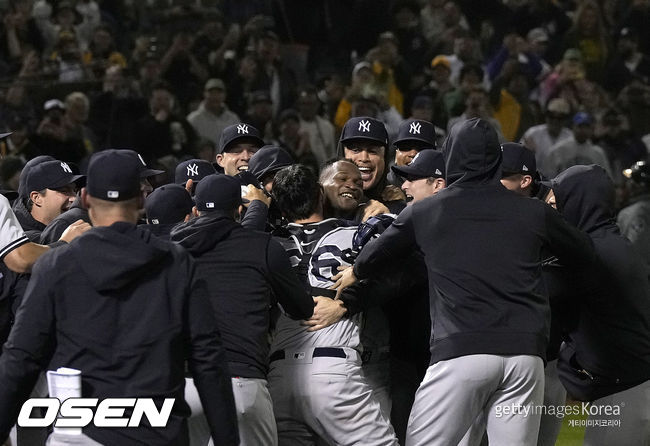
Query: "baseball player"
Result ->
[[269, 164, 398, 445], [171, 174, 314, 446], [332, 118, 595, 445], [547, 165, 650, 445], [0, 149, 239, 446], [387, 119, 437, 188]]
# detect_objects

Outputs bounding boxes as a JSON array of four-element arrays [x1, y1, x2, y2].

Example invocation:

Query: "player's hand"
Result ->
[[301, 297, 347, 332], [330, 266, 357, 300], [242, 184, 271, 208], [184, 178, 194, 195], [360, 199, 389, 222], [59, 220, 91, 243]]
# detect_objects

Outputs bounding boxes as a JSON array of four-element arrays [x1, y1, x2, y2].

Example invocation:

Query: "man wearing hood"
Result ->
[[333, 118, 595, 445], [171, 174, 314, 446], [0, 150, 238, 446], [338, 116, 406, 214], [545, 165, 650, 445]]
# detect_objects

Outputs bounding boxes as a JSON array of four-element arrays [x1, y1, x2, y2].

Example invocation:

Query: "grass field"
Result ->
[[556, 412, 587, 446]]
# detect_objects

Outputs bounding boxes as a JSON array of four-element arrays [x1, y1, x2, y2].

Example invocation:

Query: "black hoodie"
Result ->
[[40, 195, 90, 244], [12, 197, 45, 241], [353, 118, 595, 363], [550, 165, 650, 398], [171, 214, 313, 379], [0, 222, 239, 446]]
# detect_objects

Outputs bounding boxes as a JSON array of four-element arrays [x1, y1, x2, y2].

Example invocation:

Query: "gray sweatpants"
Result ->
[[406, 354, 544, 446], [185, 376, 277, 446], [536, 360, 566, 446], [583, 379, 650, 446], [268, 347, 398, 446]]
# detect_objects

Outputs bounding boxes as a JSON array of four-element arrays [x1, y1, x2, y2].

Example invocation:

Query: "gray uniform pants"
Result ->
[[536, 359, 566, 446], [186, 376, 277, 446], [268, 347, 398, 446], [406, 354, 544, 446], [583, 379, 650, 446]]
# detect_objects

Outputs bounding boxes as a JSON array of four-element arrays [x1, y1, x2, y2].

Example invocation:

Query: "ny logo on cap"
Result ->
[[237, 124, 249, 134], [60, 162, 72, 174], [409, 122, 422, 135], [522, 165, 529, 171], [187, 163, 199, 176], [358, 120, 371, 132]]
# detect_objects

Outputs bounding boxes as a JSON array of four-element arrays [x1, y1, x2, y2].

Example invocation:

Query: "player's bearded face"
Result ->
[[344, 142, 385, 191]]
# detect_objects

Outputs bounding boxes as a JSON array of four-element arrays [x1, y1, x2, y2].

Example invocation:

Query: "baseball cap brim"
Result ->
[[340, 135, 387, 145], [48, 174, 86, 190], [140, 168, 165, 178], [391, 164, 434, 180], [221, 135, 265, 153]]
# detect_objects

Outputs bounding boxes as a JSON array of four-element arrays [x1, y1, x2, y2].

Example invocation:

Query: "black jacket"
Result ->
[[551, 165, 650, 399], [353, 118, 595, 364], [171, 214, 313, 379], [0, 222, 238, 446]]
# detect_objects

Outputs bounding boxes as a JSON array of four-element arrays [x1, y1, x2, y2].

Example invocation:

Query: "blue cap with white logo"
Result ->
[[218, 123, 265, 154], [393, 119, 436, 149], [339, 117, 388, 146]]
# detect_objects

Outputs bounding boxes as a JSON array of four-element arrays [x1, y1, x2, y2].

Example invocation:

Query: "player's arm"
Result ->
[[352, 205, 417, 281], [543, 205, 595, 268], [266, 237, 314, 320], [0, 257, 57, 441], [3, 220, 90, 274], [184, 260, 239, 446]]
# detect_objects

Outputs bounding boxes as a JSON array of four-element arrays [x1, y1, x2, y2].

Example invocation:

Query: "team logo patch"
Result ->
[[60, 162, 72, 174], [522, 165, 529, 171], [107, 191, 119, 199], [187, 163, 199, 177], [293, 352, 306, 360], [206, 202, 215, 208], [358, 120, 371, 132], [409, 122, 422, 135], [236, 124, 249, 134]]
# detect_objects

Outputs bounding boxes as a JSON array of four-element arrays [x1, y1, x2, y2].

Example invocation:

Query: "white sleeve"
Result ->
[[0, 195, 29, 259]]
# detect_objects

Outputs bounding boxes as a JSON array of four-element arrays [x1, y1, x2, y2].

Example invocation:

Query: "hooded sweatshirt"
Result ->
[[551, 165, 650, 385], [171, 214, 313, 379], [12, 197, 45, 241], [353, 118, 595, 363], [0, 222, 238, 446]]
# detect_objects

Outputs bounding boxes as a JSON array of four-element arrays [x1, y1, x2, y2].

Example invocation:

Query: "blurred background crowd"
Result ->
[[1, 0, 650, 210]]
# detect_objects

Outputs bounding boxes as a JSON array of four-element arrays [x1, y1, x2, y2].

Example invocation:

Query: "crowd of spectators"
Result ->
[[1, 0, 650, 210]]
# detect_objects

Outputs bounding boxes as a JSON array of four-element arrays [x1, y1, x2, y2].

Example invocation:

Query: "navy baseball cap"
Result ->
[[340, 117, 389, 146], [393, 119, 436, 149], [25, 160, 85, 194], [86, 150, 141, 201], [145, 184, 193, 224], [248, 145, 294, 181], [118, 149, 165, 178], [391, 150, 445, 180], [175, 159, 216, 185], [194, 174, 242, 212], [501, 142, 536, 175], [18, 155, 56, 198], [218, 123, 265, 154]]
